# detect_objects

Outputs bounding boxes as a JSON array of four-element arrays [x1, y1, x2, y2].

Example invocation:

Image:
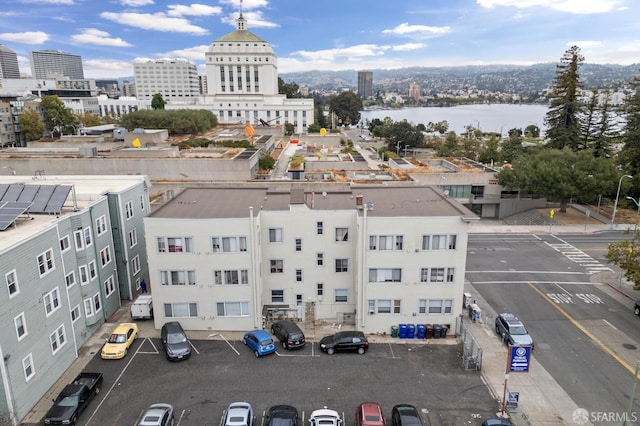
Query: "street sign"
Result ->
[[509, 346, 531, 372]]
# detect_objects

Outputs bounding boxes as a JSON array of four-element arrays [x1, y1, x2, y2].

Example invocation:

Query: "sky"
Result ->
[[0, 0, 638, 79]]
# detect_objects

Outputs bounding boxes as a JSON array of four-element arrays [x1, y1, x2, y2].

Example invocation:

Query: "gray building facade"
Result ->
[[0, 45, 20, 79], [29, 50, 84, 80]]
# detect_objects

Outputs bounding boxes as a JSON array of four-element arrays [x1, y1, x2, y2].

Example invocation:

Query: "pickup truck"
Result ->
[[44, 372, 103, 425]]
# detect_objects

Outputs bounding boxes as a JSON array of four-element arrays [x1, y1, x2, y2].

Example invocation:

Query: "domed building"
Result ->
[[168, 12, 314, 134]]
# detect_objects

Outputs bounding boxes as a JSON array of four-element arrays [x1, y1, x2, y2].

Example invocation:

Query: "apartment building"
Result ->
[[29, 50, 84, 80], [133, 58, 200, 101], [0, 175, 150, 423], [0, 45, 20, 79], [358, 70, 373, 99], [145, 183, 476, 335]]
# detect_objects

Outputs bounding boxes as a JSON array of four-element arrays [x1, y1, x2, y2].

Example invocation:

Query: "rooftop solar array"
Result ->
[[0, 201, 32, 231], [351, 152, 366, 162], [235, 148, 259, 160], [0, 184, 72, 216]]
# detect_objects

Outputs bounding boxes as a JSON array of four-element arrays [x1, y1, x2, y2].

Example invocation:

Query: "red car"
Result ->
[[356, 403, 385, 426]]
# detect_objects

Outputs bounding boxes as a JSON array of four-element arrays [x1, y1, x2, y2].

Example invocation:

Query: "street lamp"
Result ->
[[612, 174, 633, 226], [626, 196, 640, 216], [395, 141, 402, 157]]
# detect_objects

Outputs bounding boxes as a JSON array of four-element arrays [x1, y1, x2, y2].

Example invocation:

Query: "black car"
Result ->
[[319, 331, 369, 355], [271, 320, 306, 349], [391, 404, 427, 426], [161, 321, 191, 361], [481, 419, 512, 426], [635, 300, 640, 316], [266, 405, 299, 426]]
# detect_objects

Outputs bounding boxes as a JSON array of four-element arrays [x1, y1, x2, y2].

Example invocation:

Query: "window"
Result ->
[[317, 283, 324, 296], [37, 249, 55, 276], [160, 270, 197, 286], [100, 247, 112, 267], [335, 259, 348, 273], [316, 252, 324, 266], [60, 235, 70, 252], [271, 289, 284, 303], [420, 299, 453, 314], [420, 267, 455, 283], [71, 305, 81, 322], [96, 215, 107, 236], [74, 230, 84, 250], [23, 354, 35, 381], [104, 275, 116, 297], [447, 268, 455, 282], [140, 194, 146, 210], [422, 234, 457, 250], [165, 302, 199, 317], [89, 260, 97, 280], [44, 288, 60, 316], [93, 293, 101, 314], [129, 229, 138, 248], [211, 236, 247, 253], [295, 238, 302, 252], [369, 235, 403, 250], [268, 228, 283, 242], [84, 298, 94, 317], [216, 301, 250, 317], [317, 221, 324, 235], [131, 255, 141, 275], [15, 313, 27, 341], [6, 270, 19, 297], [83, 227, 92, 247], [50, 325, 66, 355], [125, 201, 134, 219], [295, 269, 303, 282], [79, 265, 89, 285], [335, 227, 349, 242], [213, 269, 249, 285], [270, 259, 284, 273], [368, 268, 402, 282], [65, 271, 76, 288], [368, 299, 401, 314], [430, 268, 445, 282], [157, 237, 194, 253], [334, 289, 348, 303]]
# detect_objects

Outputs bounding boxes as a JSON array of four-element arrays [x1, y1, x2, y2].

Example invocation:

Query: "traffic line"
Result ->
[[528, 282, 638, 377]]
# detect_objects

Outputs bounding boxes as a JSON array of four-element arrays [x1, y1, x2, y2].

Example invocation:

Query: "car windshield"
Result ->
[[167, 333, 187, 344], [317, 420, 337, 425], [107, 333, 127, 343], [54, 395, 79, 407], [510, 325, 528, 335], [365, 416, 381, 421]]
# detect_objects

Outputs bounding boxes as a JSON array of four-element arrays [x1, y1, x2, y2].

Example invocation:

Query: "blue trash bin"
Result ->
[[407, 324, 416, 339], [398, 324, 408, 338], [416, 324, 426, 339]]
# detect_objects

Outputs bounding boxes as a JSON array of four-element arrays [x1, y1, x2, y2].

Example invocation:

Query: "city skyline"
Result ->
[[0, 0, 638, 79]]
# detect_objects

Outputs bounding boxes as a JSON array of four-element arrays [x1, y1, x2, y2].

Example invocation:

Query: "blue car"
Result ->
[[243, 329, 276, 357]]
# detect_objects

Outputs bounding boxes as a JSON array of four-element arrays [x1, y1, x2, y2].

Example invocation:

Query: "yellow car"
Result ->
[[101, 323, 139, 359]]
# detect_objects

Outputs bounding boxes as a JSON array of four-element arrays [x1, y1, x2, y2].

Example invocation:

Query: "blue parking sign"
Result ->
[[509, 346, 531, 372]]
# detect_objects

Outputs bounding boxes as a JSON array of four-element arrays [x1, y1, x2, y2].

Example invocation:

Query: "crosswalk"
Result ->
[[544, 242, 613, 274]]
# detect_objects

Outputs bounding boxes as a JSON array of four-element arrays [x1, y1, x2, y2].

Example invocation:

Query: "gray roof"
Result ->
[[149, 183, 477, 220], [215, 30, 267, 43]]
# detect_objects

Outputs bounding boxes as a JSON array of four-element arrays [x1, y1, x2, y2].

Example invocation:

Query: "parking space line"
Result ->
[[136, 337, 160, 354], [189, 340, 200, 355], [275, 350, 319, 357], [219, 334, 240, 355], [176, 409, 186, 425], [387, 342, 399, 359]]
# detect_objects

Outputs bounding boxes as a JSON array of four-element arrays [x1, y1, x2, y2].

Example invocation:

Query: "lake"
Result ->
[[360, 104, 549, 136]]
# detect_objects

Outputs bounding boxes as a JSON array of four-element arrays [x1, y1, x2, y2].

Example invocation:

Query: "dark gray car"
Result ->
[[161, 321, 191, 361], [495, 313, 534, 349]]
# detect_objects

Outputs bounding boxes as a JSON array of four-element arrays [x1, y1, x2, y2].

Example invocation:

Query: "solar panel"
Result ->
[[17, 185, 39, 203], [45, 185, 72, 214], [30, 185, 56, 213], [0, 184, 9, 200], [2, 184, 25, 202], [0, 201, 32, 231]]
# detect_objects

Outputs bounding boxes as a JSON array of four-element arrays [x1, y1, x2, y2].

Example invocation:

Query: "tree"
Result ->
[[620, 70, 640, 176], [524, 124, 540, 138], [590, 90, 618, 158], [605, 228, 640, 290], [40, 95, 78, 136], [385, 120, 424, 154], [330, 91, 362, 127], [19, 109, 45, 142], [258, 152, 275, 171], [478, 135, 501, 165], [278, 77, 299, 98], [315, 106, 328, 129], [496, 148, 617, 212], [151, 93, 167, 110], [77, 112, 102, 128], [437, 131, 461, 157], [500, 132, 525, 164], [544, 46, 584, 150]]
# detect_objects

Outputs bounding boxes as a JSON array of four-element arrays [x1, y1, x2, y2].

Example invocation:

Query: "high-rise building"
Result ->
[[357, 70, 373, 99], [0, 44, 20, 78], [133, 58, 200, 101], [409, 82, 421, 101], [29, 50, 84, 79]]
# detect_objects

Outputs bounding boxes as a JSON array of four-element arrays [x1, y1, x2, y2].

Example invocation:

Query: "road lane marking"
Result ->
[[528, 282, 637, 376], [602, 319, 618, 330], [467, 270, 585, 274]]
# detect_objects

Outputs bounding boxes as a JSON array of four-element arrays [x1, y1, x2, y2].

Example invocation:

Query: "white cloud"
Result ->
[[382, 23, 451, 38], [477, 0, 626, 14], [392, 43, 426, 51], [219, 0, 269, 10], [292, 44, 390, 62], [71, 29, 133, 47], [161, 45, 210, 61], [0, 31, 49, 44], [221, 10, 278, 28], [566, 40, 603, 48], [100, 12, 209, 34], [83, 59, 135, 79], [120, 0, 154, 5], [167, 4, 223, 17]]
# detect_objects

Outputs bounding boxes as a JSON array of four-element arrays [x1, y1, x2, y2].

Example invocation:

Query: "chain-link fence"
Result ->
[[460, 321, 483, 370]]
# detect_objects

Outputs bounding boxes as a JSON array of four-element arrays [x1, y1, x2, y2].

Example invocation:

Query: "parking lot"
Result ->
[[73, 336, 498, 426]]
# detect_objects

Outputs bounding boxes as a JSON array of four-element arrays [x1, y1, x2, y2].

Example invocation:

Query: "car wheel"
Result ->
[[495, 324, 500, 334], [635, 306, 640, 316], [243, 337, 248, 345], [70, 414, 77, 425], [254, 350, 260, 358], [357, 347, 365, 355], [124, 348, 128, 357], [327, 348, 335, 355], [283, 341, 288, 349], [95, 386, 100, 395]]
